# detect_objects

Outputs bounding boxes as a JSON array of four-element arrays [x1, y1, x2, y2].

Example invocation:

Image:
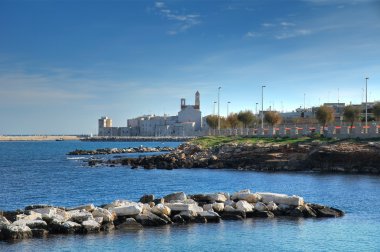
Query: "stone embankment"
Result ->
[[102, 141, 380, 173], [81, 136, 195, 142], [0, 189, 343, 241], [68, 146, 174, 155]]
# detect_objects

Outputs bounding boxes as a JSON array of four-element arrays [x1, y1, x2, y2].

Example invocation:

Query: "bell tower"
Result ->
[[181, 98, 186, 110], [194, 91, 200, 110]]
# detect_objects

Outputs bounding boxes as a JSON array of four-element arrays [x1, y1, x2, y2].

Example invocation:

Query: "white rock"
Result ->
[[199, 211, 220, 217], [92, 208, 115, 222], [16, 211, 42, 221], [257, 192, 304, 206], [179, 210, 198, 217], [163, 192, 187, 202], [203, 204, 213, 211], [13, 219, 47, 229], [254, 202, 268, 212], [224, 205, 237, 212], [82, 220, 100, 231], [62, 221, 82, 229], [112, 204, 143, 216], [151, 204, 171, 216], [165, 203, 203, 213], [68, 204, 95, 212], [236, 200, 253, 212], [267, 201, 278, 211], [208, 193, 228, 202], [32, 207, 57, 219], [68, 210, 94, 223], [212, 203, 225, 212], [232, 190, 261, 203]]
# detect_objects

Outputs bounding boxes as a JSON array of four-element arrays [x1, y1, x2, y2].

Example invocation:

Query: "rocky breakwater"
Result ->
[[104, 140, 380, 174], [0, 189, 343, 241], [68, 146, 174, 156]]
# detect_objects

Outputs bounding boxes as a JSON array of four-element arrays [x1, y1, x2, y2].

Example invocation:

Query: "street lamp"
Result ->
[[213, 101, 217, 115], [365, 77, 369, 133], [227, 101, 231, 117], [261, 85, 266, 129], [218, 87, 221, 131], [255, 102, 258, 116]]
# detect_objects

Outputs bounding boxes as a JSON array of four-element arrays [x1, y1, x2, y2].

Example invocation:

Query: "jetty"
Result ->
[[0, 189, 343, 241]]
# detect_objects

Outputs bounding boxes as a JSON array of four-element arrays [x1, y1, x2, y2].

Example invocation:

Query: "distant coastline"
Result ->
[[0, 135, 80, 142]]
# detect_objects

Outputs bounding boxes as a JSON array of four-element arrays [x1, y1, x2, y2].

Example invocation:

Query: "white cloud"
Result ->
[[155, 2, 165, 8], [275, 29, 312, 39], [245, 31, 261, 38], [154, 1, 201, 34]]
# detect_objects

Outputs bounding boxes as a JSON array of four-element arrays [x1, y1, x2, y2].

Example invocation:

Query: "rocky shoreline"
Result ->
[[0, 190, 343, 241], [68, 146, 174, 155], [95, 140, 380, 174]]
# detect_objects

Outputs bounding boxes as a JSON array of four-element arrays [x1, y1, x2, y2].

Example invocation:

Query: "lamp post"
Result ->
[[218, 87, 221, 131], [365, 77, 369, 133], [227, 101, 231, 117], [261, 85, 266, 129], [255, 102, 258, 116], [213, 101, 217, 115]]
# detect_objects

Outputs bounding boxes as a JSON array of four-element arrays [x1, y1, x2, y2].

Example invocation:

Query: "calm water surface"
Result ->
[[0, 141, 379, 251]]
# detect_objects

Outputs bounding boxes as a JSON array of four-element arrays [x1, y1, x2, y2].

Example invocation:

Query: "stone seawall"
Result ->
[[81, 136, 195, 142], [0, 190, 343, 241], [99, 141, 380, 174]]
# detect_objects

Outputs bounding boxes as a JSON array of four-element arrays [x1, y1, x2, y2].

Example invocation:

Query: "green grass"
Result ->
[[190, 136, 336, 148]]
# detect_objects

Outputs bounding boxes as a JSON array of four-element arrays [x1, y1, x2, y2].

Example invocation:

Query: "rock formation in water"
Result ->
[[0, 189, 343, 241], [99, 141, 380, 174]]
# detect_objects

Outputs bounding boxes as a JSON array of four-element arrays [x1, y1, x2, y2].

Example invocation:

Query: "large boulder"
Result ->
[[254, 202, 268, 212], [165, 203, 203, 213], [112, 204, 143, 217], [236, 200, 253, 212], [16, 211, 42, 221], [209, 193, 228, 202], [61, 221, 82, 233], [92, 208, 116, 222], [257, 192, 304, 206], [116, 218, 143, 229], [82, 220, 101, 233], [212, 203, 225, 212], [163, 192, 187, 202], [31, 208, 57, 221], [0, 224, 32, 240], [68, 204, 95, 212], [68, 210, 94, 223], [198, 211, 221, 223], [151, 204, 171, 216], [13, 219, 48, 229], [203, 204, 213, 211], [231, 190, 261, 203], [135, 212, 168, 226]]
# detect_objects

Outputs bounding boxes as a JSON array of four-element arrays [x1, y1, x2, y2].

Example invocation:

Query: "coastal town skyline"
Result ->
[[0, 0, 379, 134]]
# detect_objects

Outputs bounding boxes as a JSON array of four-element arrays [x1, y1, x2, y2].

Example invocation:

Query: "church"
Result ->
[[98, 91, 203, 137]]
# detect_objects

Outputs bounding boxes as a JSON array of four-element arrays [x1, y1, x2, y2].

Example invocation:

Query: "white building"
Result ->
[[98, 91, 203, 137]]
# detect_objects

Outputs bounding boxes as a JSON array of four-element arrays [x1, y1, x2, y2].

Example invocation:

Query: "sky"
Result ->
[[0, 0, 379, 134]]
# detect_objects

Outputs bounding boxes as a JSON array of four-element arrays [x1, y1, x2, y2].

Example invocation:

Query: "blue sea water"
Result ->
[[0, 141, 380, 251]]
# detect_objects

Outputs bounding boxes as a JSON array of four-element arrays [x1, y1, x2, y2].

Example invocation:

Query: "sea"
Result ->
[[0, 140, 379, 251]]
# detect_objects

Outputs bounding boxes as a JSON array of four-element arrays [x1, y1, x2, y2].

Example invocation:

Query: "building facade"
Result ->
[[98, 91, 203, 137]]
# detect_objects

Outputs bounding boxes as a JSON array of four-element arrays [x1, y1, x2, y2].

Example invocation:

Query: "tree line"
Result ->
[[205, 102, 380, 129]]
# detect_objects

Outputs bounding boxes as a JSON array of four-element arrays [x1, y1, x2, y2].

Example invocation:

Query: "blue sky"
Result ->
[[0, 0, 379, 134]]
